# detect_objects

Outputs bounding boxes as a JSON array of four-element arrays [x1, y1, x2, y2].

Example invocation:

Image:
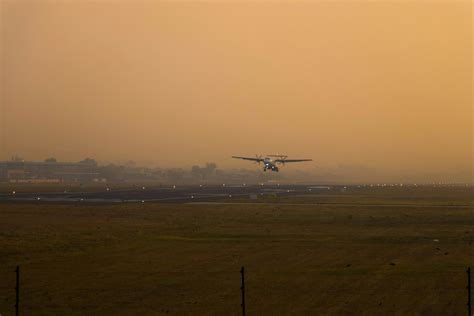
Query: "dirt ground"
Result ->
[[0, 186, 472, 315]]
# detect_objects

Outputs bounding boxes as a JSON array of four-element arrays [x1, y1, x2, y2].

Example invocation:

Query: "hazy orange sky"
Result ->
[[0, 1, 472, 180]]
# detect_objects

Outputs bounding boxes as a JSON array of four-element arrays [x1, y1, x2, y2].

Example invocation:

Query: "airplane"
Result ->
[[232, 154, 312, 172]]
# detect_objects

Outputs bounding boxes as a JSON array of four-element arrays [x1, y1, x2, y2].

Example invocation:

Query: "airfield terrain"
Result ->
[[0, 185, 473, 315]]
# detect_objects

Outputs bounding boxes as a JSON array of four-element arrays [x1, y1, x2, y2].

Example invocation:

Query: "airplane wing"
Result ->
[[232, 156, 264, 162], [275, 159, 312, 164]]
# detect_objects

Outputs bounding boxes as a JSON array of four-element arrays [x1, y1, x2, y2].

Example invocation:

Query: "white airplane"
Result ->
[[232, 154, 312, 172]]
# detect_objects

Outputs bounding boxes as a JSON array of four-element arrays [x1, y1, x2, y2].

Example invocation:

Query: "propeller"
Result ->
[[255, 154, 263, 165]]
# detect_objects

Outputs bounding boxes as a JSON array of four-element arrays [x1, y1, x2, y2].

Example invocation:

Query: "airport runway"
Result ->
[[0, 184, 332, 203]]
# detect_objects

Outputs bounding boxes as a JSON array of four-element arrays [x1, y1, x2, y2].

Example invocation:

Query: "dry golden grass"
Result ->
[[0, 187, 473, 315]]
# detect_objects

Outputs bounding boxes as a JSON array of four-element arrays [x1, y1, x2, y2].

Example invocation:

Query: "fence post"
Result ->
[[468, 267, 472, 316], [15, 265, 20, 316], [240, 266, 246, 316]]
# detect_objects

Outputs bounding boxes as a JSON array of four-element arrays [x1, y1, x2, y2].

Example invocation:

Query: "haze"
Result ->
[[0, 1, 472, 182]]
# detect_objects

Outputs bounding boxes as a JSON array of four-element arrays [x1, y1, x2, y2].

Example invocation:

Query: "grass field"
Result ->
[[0, 186, 473, 315]]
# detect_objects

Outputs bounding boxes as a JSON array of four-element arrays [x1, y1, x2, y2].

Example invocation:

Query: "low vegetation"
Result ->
[[0, 187, 472, 315]]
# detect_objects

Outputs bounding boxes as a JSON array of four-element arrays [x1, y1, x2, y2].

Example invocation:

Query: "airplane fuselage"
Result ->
[[263, 158, 279, 172]]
